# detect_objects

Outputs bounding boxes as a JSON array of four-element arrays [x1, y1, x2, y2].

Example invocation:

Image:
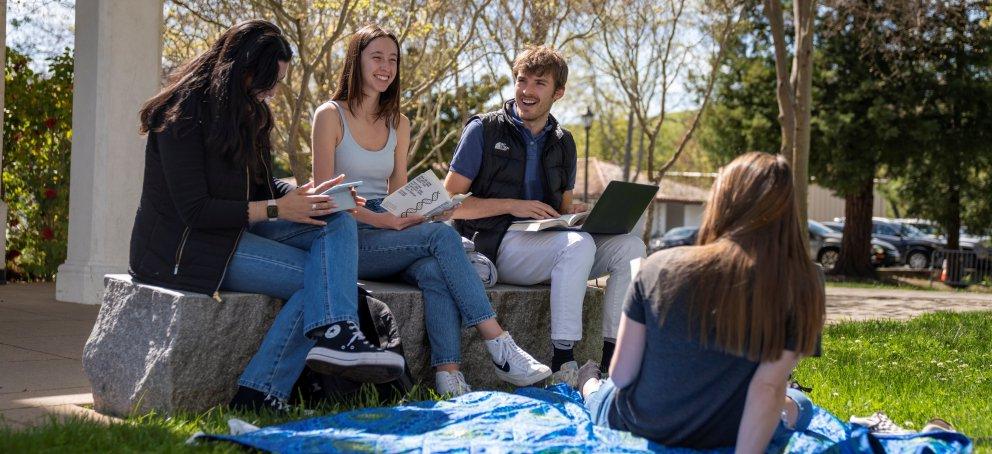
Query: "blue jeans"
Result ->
[[585, 379, 813, 452], [357, 203, 495, 367], [220, 212, 359, 400]]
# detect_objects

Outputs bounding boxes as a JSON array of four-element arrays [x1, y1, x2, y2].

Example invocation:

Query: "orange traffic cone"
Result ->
[[940, 258, 948, 282]]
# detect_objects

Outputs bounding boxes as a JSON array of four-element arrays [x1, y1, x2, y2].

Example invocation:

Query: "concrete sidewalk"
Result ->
[[0, 283, 112, 429], [825, 285, 992, 323], [1, 281, 991, 429]]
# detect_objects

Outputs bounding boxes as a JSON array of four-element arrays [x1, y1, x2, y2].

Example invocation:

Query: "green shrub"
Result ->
[[3, 48, 73, 280]]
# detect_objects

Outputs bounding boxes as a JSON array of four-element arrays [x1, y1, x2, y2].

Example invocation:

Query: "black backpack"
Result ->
[[291, 287, 415, 405]]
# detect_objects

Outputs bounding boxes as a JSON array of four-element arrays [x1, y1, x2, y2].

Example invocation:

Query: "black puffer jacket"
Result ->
[[129, 92, 294, 298]]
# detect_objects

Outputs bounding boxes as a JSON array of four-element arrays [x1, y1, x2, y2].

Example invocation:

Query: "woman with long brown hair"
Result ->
[[130, 20, 405, 413], [576, 152, 825, 452], [311, 24, 551, 396]]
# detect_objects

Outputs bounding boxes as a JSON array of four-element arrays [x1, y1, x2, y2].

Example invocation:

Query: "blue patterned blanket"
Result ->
[[201, 384, 972, 453]]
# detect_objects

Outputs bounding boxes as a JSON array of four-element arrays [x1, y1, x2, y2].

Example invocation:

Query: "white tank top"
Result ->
[[326, 100, 396, 200]]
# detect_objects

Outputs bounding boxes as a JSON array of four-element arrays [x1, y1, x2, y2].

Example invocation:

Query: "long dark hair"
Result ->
[[670, 152, 825, 361], [139, 20, 292, 178], [331, 24, 401, 128]]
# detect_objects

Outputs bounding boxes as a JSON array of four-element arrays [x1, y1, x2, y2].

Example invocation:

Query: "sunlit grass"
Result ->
[[2, 312, 989, 452]]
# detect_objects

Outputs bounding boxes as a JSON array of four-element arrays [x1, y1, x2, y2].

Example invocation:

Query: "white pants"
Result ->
[[495, 230, 646, 341]]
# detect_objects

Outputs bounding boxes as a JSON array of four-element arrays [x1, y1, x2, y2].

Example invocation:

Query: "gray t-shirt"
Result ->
[[607, 247, 821, 449]]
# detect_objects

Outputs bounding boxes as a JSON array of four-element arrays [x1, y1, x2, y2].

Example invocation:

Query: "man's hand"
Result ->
[[562, 202, 588, 214], [507, 200, 560, 220]]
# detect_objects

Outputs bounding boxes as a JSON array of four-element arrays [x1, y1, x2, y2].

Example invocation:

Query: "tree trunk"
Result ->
[[622, 110, 634, 181], [642, 199, 656, 245], [832, 179, 876, 278], [792, 0, 814, 231]]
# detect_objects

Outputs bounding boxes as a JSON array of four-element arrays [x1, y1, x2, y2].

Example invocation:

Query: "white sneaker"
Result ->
[[485, 332, 552, 387], [435, 370, 472, 397], [551, 361, 580, 388], [849, 412, 910, 434]]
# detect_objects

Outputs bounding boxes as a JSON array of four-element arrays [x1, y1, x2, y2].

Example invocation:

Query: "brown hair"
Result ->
[[670, 152, 824, 361], [512, 45, 569, 90], [331, 24, 401, 128]]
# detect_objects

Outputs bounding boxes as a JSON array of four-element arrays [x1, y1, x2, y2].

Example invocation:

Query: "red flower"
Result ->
[[44, 117, 57, 130], [8, 217, 19, 228], [43, 188, 58, 199], [40, 227, 55, 240]]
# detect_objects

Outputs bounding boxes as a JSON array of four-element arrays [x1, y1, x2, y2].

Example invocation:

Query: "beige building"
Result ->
[[575, 159, 889, 240], [575, 158, 710, 239]]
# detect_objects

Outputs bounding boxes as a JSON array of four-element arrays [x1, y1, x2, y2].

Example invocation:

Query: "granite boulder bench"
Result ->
[[83, 274, 604, 416]]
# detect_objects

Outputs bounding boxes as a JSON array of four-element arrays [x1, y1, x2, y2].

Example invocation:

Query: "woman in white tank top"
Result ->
[[311, 25, 550, 396]]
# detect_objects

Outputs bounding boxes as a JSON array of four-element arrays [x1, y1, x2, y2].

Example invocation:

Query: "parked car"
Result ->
[[808, 220, 899, 270], [821, 221, 844, 233], [869, 219, 943, 269], [649, 226, 698, 253], [895, 218, 990, 249]]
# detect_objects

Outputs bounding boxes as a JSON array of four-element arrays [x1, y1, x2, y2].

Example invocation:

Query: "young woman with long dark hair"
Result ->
[[310, 24, 551, 396], [130, 20, 404, 412], [577, 152, 825, 452]]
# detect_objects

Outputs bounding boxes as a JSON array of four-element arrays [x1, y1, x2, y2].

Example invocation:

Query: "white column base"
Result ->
[[56, 262, 125, 305]]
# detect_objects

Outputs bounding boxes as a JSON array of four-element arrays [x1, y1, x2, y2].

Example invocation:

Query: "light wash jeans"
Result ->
[[585, 379, 814, 452], [221, 212, 359, 401], [358, 199, 496, 367]]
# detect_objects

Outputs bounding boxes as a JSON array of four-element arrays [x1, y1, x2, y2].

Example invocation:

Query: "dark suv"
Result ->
[[870, 219, 943, 269], [809, 220, 899, 270]]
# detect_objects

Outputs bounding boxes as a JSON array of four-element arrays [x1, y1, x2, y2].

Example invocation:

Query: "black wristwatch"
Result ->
[[266, 199, 279, 222]]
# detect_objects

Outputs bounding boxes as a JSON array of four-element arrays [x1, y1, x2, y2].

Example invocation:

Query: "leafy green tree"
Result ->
[[699, 2, 930, 278], [895, 2, 992, 251], [3, 49, 73, 280], [808, 1, 922, 277], [696, 11, 780, 163]]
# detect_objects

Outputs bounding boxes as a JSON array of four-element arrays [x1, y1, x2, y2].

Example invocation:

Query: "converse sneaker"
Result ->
[[306, 320, 406, 384], [484, 332, 552, 387], [228, 386, 292, 414], [551, 360, 580, 388], [849, 411, 910, 434], [435, 370, 472, 397]]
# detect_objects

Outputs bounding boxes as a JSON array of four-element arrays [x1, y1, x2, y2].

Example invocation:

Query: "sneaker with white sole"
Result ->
[[306, 320, 406, 384], [485, 332, 552, 387], [435, 370, 472, 397], [849, 411, 910, 434], [551, 360, 580, 388]]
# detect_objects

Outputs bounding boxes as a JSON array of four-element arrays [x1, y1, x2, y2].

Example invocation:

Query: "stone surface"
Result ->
[[361, 281, 605, 391], [83, 275, 603, 415], [83, 275, 282, 417]]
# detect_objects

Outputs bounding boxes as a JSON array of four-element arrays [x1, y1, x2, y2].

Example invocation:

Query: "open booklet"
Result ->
[[508, 211, 591, 232], [380, 170, 471, 218]]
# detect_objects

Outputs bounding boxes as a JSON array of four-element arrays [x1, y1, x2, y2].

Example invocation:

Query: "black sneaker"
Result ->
[[228, 385, 292, 414], [306, 320, 405, 384]]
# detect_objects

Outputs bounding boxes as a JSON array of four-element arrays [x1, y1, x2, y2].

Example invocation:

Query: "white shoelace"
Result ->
[[501, 335, 538, 370], [342, 322, 374, 349], [440, 372, 471, 395], [263, 394, 292, 412]]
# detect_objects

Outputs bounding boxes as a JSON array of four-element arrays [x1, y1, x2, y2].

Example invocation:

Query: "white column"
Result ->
[[56, 0, 163, 304], [1, 0, 8, 283]]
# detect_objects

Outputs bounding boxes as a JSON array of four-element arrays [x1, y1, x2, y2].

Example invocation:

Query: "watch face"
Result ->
[[266, 204, 278, 219]]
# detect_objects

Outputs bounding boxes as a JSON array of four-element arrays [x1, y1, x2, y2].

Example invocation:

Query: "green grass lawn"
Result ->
[[2, 311, 990, 453]]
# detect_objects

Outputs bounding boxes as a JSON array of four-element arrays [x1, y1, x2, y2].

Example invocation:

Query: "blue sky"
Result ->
[[6, 0, 75, 72]]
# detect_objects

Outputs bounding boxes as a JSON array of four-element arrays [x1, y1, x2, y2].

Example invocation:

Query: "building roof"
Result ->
[[574, 158, 710, 204]]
